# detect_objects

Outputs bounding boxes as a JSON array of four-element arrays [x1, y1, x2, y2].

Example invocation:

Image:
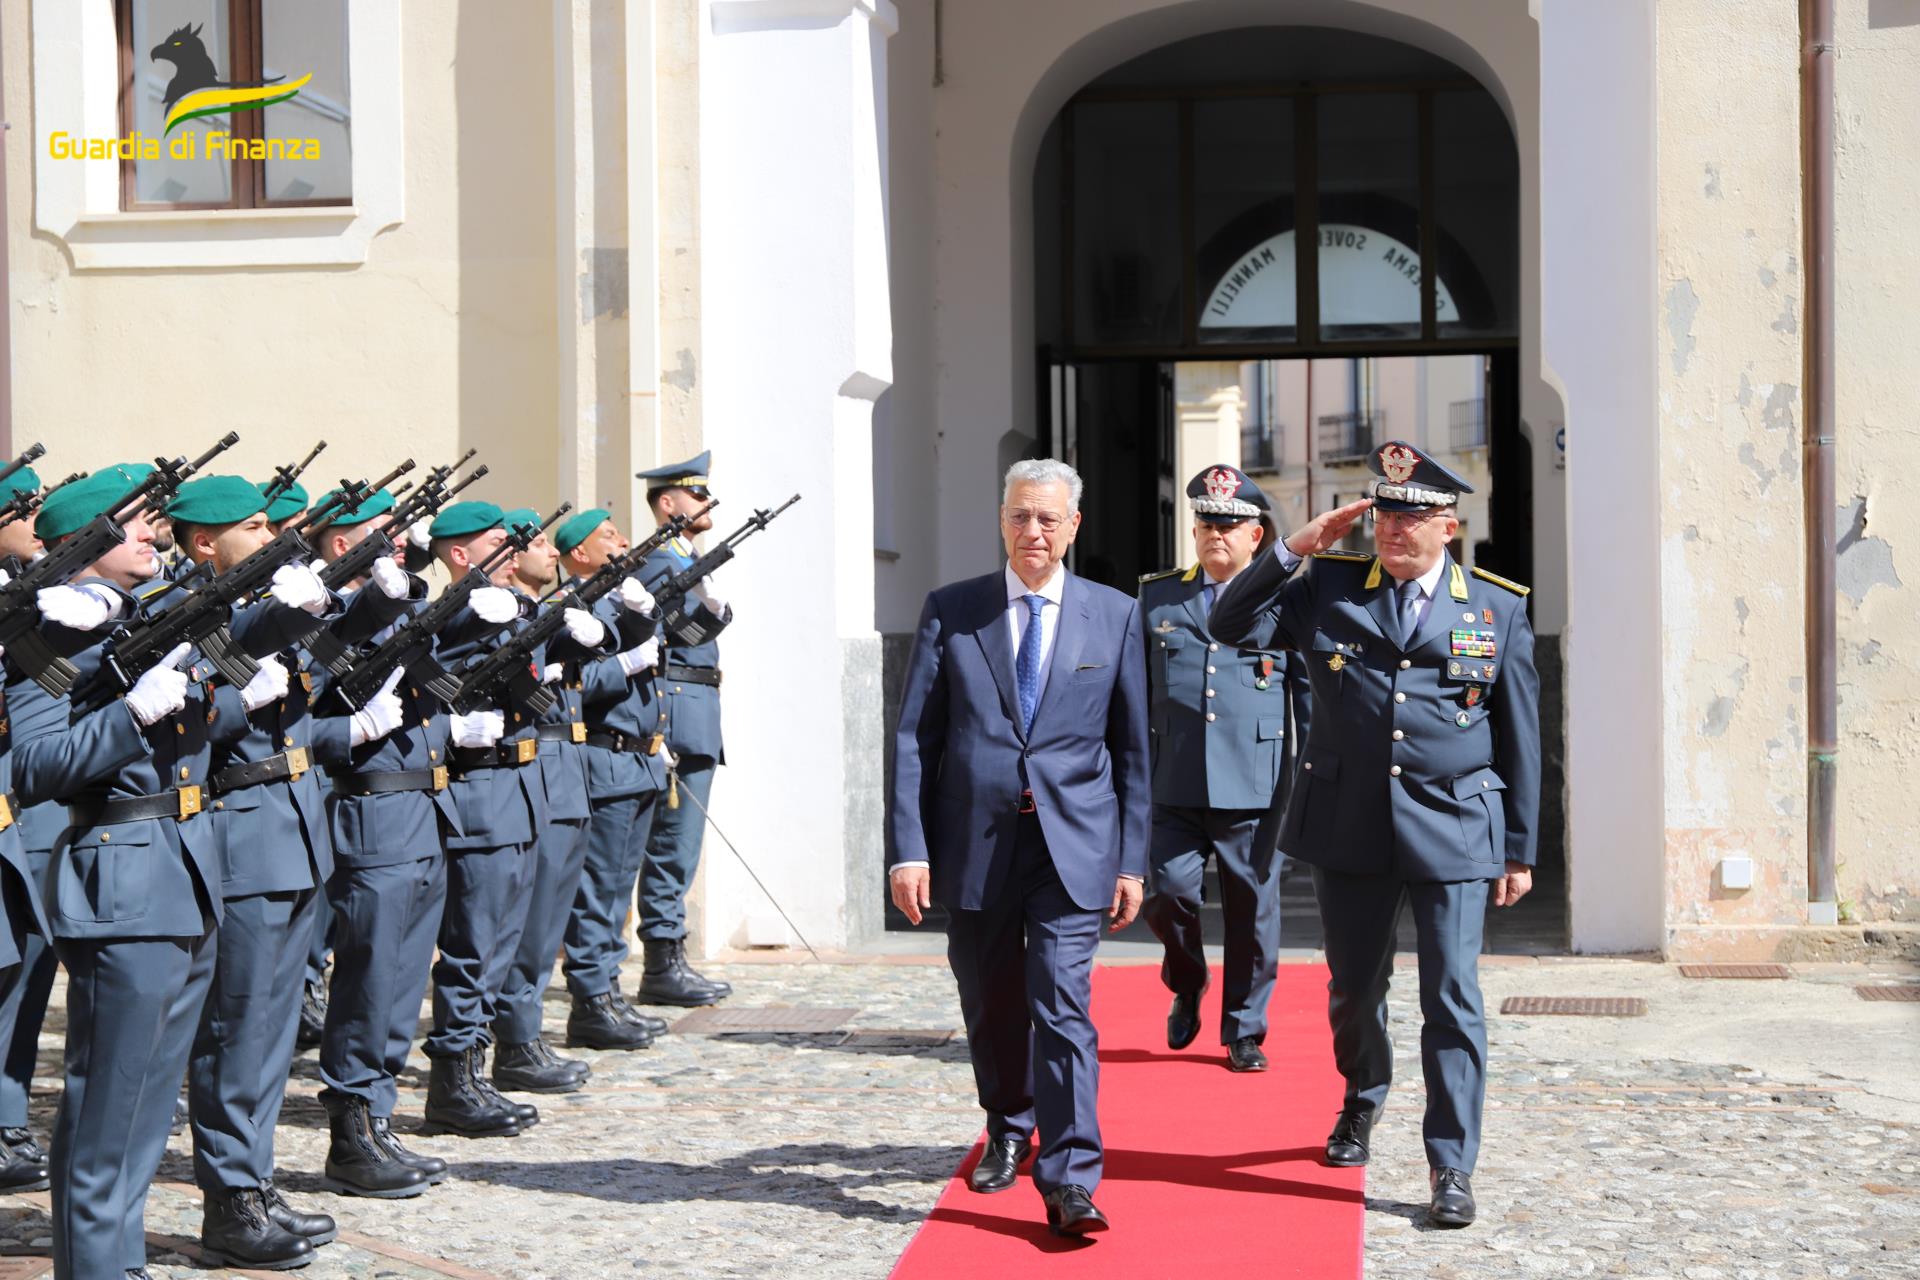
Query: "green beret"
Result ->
[[554, 507, 610, 554], [0, 465, 40, 501], [321, 487, 396, 527], [35, 464, 150, 541], [167, 475, 267, 527], [262, 480, 309, 523], [429, 500, 504, 539], [500, 507, 541, 537]]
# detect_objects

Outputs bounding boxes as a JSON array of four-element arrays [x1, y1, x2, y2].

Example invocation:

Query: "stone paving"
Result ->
[[0, 952, 1911, 1278]]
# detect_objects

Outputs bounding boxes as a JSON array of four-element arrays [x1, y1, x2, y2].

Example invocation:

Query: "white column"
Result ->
[[695, 0, 897, 952]]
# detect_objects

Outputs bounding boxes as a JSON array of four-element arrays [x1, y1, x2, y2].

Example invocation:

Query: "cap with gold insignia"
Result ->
[[554, 507, 611, 554], [166, 475, 269, 527], [1367, 440, 1474, 512], [635, 451, 711, 497], [261, 480, 309, 524], [1186, 463, 1271, 524], [428, 500, 505, 539], [321, 487, 396, 527], [35, 463, 153, 542]]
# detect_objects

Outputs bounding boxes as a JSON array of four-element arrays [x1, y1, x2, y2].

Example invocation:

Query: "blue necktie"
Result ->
[[1017, 593, 1046, 731], [1398, 579, 1423, 648]]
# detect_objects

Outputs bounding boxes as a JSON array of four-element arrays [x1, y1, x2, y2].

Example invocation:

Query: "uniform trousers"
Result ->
[[189, 887, 316, 1190], [52, 927, 217, 1279], [563, 791, 657, 999], [427, 841, 536, 1058], [303, 889, 333, 988], [493, 817, 588, 1045], [1143, 804, 1281, 1044], [319, 854, 446, 1118], [638, 755, 712, 940], [0, 851, 57, 1128], [1311, 866, 1489, 1173], [944, 813, 1105, 1196]]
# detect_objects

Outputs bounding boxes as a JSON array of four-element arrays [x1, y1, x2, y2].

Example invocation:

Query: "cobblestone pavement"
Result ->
[[0, 953, 1912, 1278]]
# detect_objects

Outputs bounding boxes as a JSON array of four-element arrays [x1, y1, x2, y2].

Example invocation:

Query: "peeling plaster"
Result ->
[[1735, 597, 1750, 629], [1737, 370, 1754, 406], [1702, 696, 1737, 737], [1757, 264, 1777, 288], [1837, 497, 1902, 603], [579, 247, 630, 322], [664, 348, 698, 393], [1859, 639, 1882, 664], [1703, 162, 1721, 198], [1771, 299, 1797, 334], [1737, 444, 1774, 491], [1762, 382, 1799, 433], [1666, 279, 1701, 375]]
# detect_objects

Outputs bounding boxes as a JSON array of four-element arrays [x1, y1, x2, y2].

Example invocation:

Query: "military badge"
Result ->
[[1203, 467, 1239, 500], [1449, 628, 1497, 659], [1154, 619, 1177, 634], [1482, 663, 1496, 680], [1465, 686, 1483, 707], [1456, 711, 1472, 727], [1483, 608, 1495, 625], [1256, 655, 1274, 690], [1327, 653, 1346, 673], [1379, 443, 1419, 484]]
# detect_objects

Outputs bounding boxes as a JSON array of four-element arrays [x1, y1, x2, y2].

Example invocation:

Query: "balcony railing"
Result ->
[[1316, 411, 1377, 464], [1240, 421, 1280, 473], [1449, 398, 1488, 451]]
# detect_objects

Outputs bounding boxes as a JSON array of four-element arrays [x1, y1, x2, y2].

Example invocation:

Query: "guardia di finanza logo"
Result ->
[[47, 20, 318, 162]]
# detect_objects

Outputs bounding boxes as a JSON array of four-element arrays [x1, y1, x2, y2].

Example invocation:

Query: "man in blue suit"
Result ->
[[1211, 440, 1541, 1229], [890, 458, 1150, 1239]]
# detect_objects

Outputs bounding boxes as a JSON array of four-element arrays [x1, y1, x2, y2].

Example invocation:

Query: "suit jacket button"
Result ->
[[1399, 659, 1411, 670], [1302, 761, 1311, 770], [1205, 712, 1217, 723], [1208, 643, 1219, 652], [1206, 665, 1216, 674], [1392, 730, 1404, 741], [1204, 689, 1216, 698], [1390, 765, 1402, 777], [1394, 692, 1406, 704]]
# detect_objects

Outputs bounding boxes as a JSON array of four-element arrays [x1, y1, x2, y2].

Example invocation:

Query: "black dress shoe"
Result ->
[[1227, 1036, 1268, 1072], [1166, 990, 1202, 1050], [966, 1135, 1029, 1193], [610, 987, 670, 1035], [566, 993, 656, 1050], [201, 1186, 316, 1270], [1042, 1185, 1109, 1237], [1324, 1107, 1376, 1167], [1429, 1167, 1477, 1227], [371, 1116, 449, 1186], [296, 980, 327, 1050], [493, 1039, 589, 1093], [638, 940, 729, 1006], [0, 1127, 50, 1191], [262, 1179, 336, 1246]]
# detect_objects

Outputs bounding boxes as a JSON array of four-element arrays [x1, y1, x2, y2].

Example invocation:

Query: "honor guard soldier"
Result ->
[[634, 453, 732, 1006], [8, 465, 227, 1280], [1210, 440, 1541, 1229], [556, 508, 672, 1048], [0, 463, 41, 565], [1139, 465, 1309, 1073], [262, 479, 308, 534]]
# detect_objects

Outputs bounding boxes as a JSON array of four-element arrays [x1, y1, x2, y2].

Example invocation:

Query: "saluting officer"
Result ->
[[1138, 465, 1309, 1073], [634, 453, 732, 1006], [1210, 440, 1541, 1229]]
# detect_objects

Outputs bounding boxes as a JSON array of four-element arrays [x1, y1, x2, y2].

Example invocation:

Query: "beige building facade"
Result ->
[[5, 0, 1915, 959]]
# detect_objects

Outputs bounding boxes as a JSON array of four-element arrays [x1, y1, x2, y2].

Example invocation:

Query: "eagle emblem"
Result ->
[[1203, 468, 1238, 500], [1378, 444, 1419, 484]]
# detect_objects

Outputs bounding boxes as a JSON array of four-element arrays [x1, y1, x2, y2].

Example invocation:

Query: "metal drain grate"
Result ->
[[838, 1029, 957, 1047], [1499, 996, 1647, 1017], [1677, 963, 1791, 979], [670, 1006, 859, 1034], [0, 1259, 53, 1279], [1855, 984, 1920, 1003]]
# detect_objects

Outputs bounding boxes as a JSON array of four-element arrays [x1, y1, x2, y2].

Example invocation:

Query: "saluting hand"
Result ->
[[1494, 862, 1533, 907], [1109, 877, 1144, 932], [1284, 498, 1375, 557]]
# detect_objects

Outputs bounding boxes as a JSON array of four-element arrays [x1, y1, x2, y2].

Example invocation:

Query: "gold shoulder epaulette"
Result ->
[[1312, 551, 1372, 563], [1137, 567, 1184, 585], [1471, 567, 1532, 597], [133, 581, 172, 603]]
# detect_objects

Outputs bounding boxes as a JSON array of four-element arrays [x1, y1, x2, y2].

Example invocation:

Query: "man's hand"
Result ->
[[1493, 862, 1533, 907], [1109, 877, 1144, 932], [1285, 498, 1374, 557], [890, 866, 931, 926]]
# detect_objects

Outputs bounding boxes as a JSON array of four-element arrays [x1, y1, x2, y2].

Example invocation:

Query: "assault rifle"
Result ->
[[328, 503, 570, 711], [84, 461, 412, 699], [447, 500, 717, 716], [0, 469, 87, 530], [644, 494, 801, 638], [261, 440, 327, 509], [0, 433, 240, 696]]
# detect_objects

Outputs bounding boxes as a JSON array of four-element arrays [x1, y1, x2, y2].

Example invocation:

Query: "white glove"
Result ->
[[664, 747, 680, 770], [347, 669, 406, 747], [616, 636, 661, 678], [470, 587, 518, 625], [407, 517, 432, 550], [690, 572, 725, 614], [37, 583, 125, 631], [542, 662, 565, 686], [0, 569, 9, 588], [125, 643, 192, 727], [563, 607, 606, 648], [450, 709, 506, 749], [617, 577, 656, 615], [239, 655, 290, 712], [369, 556, 409, 600], [270, 562, 330, 615]]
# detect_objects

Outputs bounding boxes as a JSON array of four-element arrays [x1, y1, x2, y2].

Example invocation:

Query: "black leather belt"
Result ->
[[325, 766, 449, 796], [208, 748, 312, 796], [450, 739, 540, 772], [0, 792, 18, 834], [68, 785, 205, 826], [662, 665, 721, 687], [583, 729, 660, 755], [536, 723, 587, 744]]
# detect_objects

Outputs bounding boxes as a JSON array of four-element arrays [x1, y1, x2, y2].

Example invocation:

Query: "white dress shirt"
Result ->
[[1004, 561, 1067, 707], [1395, 555, 1448, 635]]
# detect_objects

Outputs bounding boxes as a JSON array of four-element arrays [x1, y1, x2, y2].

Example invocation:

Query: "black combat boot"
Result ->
[[637, 939, 729, 1007], [200, 1186, 315, 1270], [468, 1045, 538, 1128], [422, 1051, 520, 1138], [493, 1038, 589, 1093], [0, 1127, 50, 1192], [296, 981, 327, 1050], [261, 1180, 336, 1247], [370, 1115, 448, 1185], [320, 1095, 429, 1199], [566, 993, 655, 1050], [608, 987, 670, 1035]]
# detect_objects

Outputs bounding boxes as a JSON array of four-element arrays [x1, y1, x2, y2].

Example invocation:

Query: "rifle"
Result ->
[[0, 443, 45, 501], [261, 440, 327, 509], [447, 500, 717, 716], [0, 469, 86, 530], [328, 503, 571, 711], [0, 433, 240, 696], [83, 464, 408, 699], [644, 494, 801, 638]]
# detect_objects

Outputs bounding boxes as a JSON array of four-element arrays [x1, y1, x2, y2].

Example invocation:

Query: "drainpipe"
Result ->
[[1801, 0, 1838, 925]]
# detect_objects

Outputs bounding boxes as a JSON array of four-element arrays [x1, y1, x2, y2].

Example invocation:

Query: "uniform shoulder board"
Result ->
[[1137, 567, 1184, 585], [1311, 551, 1372, 563], [1471, 567, 1532, 597], [133, 581, 173, 603]]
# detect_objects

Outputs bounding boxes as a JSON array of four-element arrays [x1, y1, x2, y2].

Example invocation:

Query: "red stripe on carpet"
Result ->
[[890, 963, 1364, 1278]]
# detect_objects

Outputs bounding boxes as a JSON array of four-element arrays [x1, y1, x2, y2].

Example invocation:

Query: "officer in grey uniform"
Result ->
[[634, 453, 732, 1006], [1210, 440, 1541, 1229], [1139, 465, 1309, 1073]]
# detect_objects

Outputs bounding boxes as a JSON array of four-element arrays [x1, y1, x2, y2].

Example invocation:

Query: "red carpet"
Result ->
[[889, 963, 1364, 1279]]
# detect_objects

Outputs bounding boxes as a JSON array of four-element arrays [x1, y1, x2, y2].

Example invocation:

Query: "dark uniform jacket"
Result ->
[[637, 535, 730, 762], [577, 588, 668, 802]]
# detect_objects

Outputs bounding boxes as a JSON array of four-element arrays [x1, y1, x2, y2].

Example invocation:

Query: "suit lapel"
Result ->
[[1032, 573, 1090, 729], [971, 575, 1025, 740], [1179, 569, 1211, 637], [1362, 560, 1401, 647]]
